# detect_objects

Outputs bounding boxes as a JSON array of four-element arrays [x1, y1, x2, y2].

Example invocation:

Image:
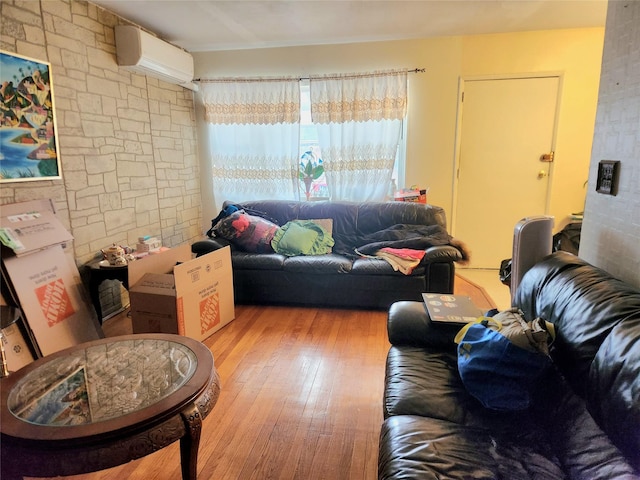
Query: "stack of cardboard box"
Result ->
[[0, 200, 236, 375], [0, 200, 103, 372]]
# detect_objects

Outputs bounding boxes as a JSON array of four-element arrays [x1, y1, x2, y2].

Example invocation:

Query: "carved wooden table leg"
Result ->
[[180, 403, 203, 480]]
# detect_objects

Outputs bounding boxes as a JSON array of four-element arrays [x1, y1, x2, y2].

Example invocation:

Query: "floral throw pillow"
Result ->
[[213, 210, 280, 253]]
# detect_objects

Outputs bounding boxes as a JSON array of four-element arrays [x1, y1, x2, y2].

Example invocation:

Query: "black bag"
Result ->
[[499, 258, 512, 286], [206, 203, 279, 238], [553, 222, 582, 255]]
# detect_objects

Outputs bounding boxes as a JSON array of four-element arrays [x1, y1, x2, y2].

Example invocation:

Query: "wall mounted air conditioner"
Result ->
[[115, 25, 197, 91]]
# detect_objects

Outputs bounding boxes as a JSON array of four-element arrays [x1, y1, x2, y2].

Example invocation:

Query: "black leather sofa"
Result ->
[[379, 252, 640, 479], [192, 200, 468, 310]]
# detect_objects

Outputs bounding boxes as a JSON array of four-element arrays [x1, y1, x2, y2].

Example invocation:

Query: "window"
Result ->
[[202, 71, 407, 207], [298, 81, 405, 201], [299, 81, 328, 200]]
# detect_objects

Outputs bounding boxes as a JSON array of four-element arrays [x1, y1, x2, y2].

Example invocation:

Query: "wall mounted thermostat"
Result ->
[[596, 160, 620, 196]]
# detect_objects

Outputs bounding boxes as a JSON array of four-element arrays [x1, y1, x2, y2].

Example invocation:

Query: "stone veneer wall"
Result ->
[[1, 0, 201, 265], [581, 0, 640, 287]]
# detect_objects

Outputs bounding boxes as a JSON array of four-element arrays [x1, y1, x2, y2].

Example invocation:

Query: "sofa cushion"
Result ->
[[351, 257, 395, 275], [271, 220, 334, 256], [351, 257, 426, 276], [296, 201, 359, 237], [213, 210, 279, 253], [515, 252, 640, 396], [231, 252, 285, 270], [588, 316, 640, 470], [282, 254, 352, 274], [309, 218, 333, 236], [384, 346, 473, 423], [384, 346, 535, 431], [379, 415, 564, 480], [532, 366, 640, 479]]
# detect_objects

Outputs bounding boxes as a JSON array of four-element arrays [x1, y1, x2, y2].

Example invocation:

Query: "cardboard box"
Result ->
[[130, 246, 234, 341], [128, 243, 193, 287], [394, 188, 427, 204], [129, 273, 180, 335], [0, 199, 73, 256], [1, 319, 35, 372], [2, 244, 104, 356], [0, 200, 103, 357]]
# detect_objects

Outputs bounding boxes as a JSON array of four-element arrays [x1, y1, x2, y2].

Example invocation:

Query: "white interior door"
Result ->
[[453, 76, 559, 269]]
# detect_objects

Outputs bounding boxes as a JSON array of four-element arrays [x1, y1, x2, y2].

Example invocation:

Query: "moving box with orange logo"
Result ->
[[1, 200, 103, 359], [129, 245, 235, 342]]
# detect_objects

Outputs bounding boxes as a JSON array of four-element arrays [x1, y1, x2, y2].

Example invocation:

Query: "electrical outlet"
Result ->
[[596, 160, 620, 196]]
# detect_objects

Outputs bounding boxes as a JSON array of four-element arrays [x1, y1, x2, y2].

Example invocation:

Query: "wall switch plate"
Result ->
[[596, 160, 620, 195]]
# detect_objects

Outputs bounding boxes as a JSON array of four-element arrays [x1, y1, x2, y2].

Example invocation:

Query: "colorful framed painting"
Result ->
[[0, 50, 62, 182]]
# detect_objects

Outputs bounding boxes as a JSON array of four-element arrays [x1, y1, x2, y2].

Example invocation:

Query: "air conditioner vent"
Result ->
[[115, 25, 196, 91]]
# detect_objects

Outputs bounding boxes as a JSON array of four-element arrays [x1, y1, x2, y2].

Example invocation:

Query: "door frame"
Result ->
[[450, 72, 564, 238]]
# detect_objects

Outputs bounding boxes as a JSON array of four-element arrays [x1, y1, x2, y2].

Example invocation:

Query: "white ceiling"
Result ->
[[90, 0, 608, 52]]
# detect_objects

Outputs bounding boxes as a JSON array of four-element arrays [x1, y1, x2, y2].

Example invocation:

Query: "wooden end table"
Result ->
[[86, 259, 130, 322], [1, 333, 220, 480]]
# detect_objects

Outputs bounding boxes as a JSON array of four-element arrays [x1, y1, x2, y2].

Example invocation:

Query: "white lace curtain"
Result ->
[[200, 78, 301, 210], [310, 70, 407, 202]]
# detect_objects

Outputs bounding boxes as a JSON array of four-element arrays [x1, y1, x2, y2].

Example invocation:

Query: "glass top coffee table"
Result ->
[[1, 333, 220, 480]]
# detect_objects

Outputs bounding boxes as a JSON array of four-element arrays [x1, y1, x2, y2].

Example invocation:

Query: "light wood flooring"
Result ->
[[25, 276, 494, 480], [457, 268, 511, 311]]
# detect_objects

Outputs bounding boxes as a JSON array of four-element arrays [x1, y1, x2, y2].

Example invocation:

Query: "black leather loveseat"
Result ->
[[379, 252, 640, 479], [192, 200, 469, 310]]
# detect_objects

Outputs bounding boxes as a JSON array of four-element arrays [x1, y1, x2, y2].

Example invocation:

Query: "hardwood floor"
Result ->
[[25, 277, 494, 480], [199, 306, 388, 480], [453, 273, 497, 312]]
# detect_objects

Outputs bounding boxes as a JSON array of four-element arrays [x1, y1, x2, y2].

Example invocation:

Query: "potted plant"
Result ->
[[299, 151, 324, 200]]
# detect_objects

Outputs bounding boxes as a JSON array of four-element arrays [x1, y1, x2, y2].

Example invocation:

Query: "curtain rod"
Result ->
[[193, 68, 425, 83]]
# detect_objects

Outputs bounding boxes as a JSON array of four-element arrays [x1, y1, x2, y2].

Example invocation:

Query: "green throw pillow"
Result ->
[[271, 220, 335, 256]]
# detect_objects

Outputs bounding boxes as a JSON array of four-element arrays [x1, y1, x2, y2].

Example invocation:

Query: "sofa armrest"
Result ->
[[192, 238, 231, 257], [422, 245, 462, 263], [387, 301, 459, 352]]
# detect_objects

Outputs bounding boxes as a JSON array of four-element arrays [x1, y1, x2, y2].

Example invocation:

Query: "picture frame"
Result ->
[[0, 50, 62, 183]]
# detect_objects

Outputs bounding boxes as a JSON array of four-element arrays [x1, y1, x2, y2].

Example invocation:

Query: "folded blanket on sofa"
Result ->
[[372, 248, 426, 275], [336, 224, 470, 263]]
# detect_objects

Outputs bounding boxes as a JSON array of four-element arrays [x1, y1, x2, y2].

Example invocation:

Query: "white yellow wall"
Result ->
[[460, 29, 605, 230], [193, 28, 604, 231]]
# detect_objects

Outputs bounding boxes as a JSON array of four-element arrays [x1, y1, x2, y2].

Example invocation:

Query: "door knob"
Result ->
[[538, 170, 548, 179]]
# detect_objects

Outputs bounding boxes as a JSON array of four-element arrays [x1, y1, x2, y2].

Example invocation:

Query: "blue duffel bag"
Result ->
[[454, 308, 555, 411]]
